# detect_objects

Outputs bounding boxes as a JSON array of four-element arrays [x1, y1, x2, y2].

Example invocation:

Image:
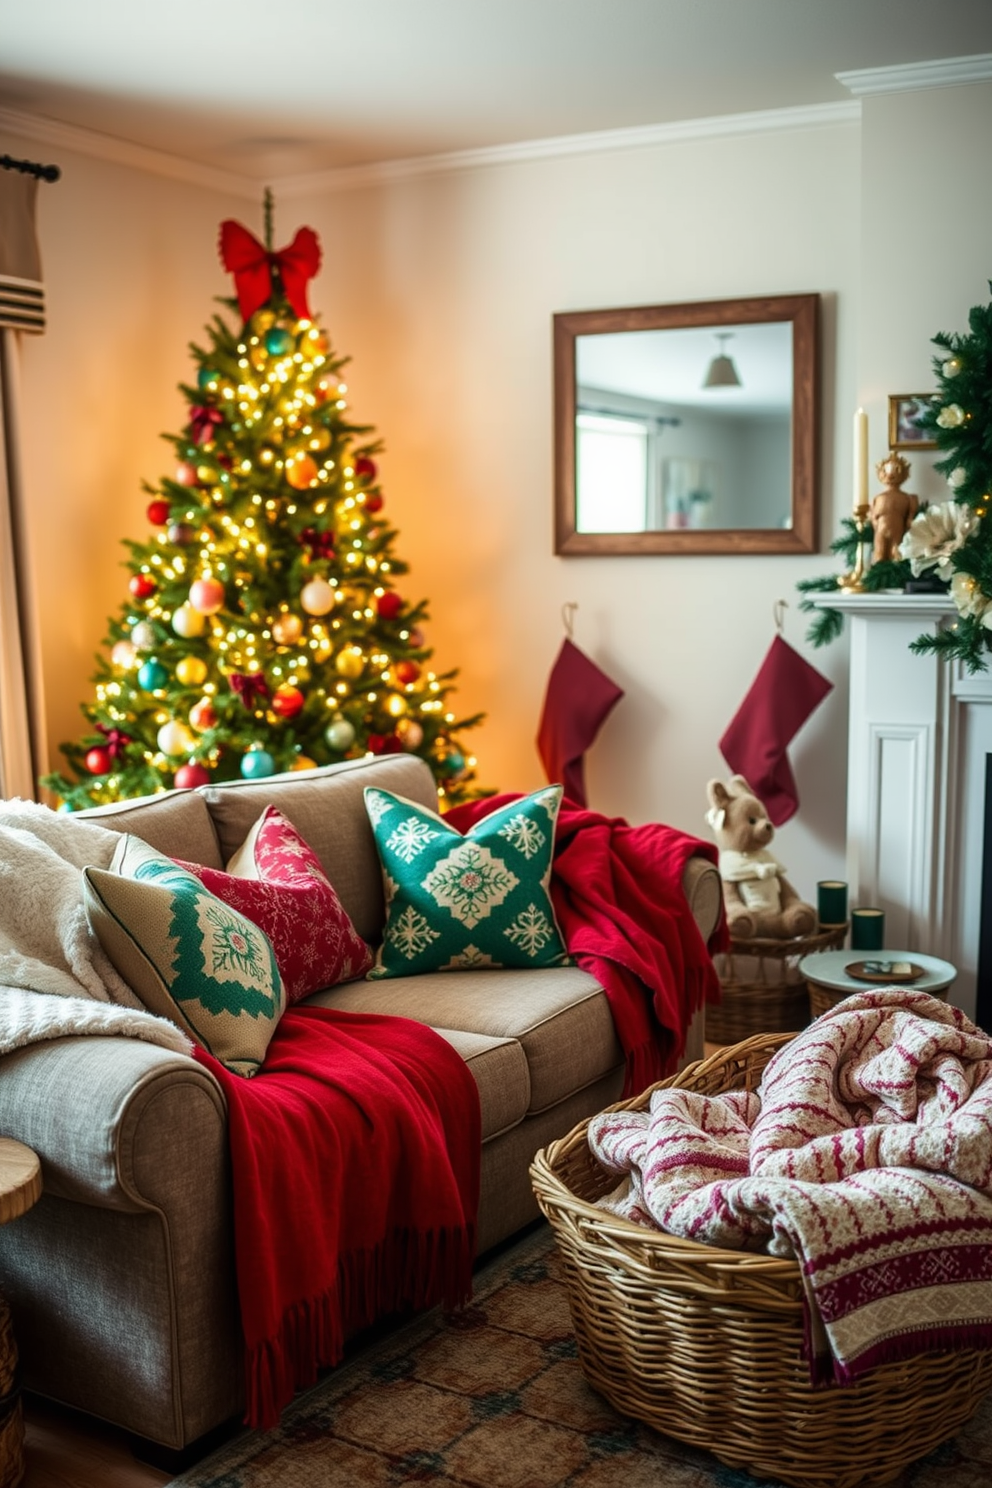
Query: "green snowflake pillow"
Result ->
[[83, 834, 285, 1076], [364, 785, 570, 979]]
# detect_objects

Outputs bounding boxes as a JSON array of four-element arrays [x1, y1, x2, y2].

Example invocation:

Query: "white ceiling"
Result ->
[[1, 1, 991, 183]]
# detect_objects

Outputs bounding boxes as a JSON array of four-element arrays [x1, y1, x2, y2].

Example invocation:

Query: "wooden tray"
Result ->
[[844, 959, 924, 984]]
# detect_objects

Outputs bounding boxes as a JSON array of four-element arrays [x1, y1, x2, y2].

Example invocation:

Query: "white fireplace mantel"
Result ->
[[817, 591, 989, 1019]]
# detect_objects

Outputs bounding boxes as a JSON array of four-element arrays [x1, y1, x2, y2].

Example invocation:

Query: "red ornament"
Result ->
[[189, 577, 225, 614], [176, 461, 199, 487], [147, 499, 170, 526], [174, 762, 212, 789], [271, 683, 305, 719], [85, 746, 112, 775], [129, 573, 157, 600], [382, 734, 403, 753], [394, 660, 421, 685], [376, 591, 403, 620], [364, 492, 384, 514], [354, 455, 378, 482], [367, 733, 387, 755]]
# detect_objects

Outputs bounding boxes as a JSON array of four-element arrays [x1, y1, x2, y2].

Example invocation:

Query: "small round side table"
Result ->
[[0, 1140, 42, 1488], [799, 950, 957, 1019]]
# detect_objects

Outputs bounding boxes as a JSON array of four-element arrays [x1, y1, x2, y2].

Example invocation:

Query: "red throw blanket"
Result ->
[[446, 795, 726, 1094], [194, 1006, 480, 1429]]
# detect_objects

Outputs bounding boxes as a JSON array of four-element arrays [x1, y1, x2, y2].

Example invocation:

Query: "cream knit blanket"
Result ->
[[590, 989, 992, 1382], [0, 799, 192, 1056]]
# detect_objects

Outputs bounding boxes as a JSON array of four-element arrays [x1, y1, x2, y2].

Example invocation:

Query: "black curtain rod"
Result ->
[[0, 152, 61, 183]]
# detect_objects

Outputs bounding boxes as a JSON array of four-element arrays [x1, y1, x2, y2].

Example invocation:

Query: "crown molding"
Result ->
[[836, 53, 992, 96], [0, 104, 258, 198], [276, 100, 861, 197], [0, 96, 859, 202]]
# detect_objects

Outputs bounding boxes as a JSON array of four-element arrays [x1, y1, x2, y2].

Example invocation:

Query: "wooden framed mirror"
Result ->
[[553, 293, 819, 555]]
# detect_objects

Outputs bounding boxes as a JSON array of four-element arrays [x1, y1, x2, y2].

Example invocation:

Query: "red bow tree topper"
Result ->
[[219, 220, 322, 323]]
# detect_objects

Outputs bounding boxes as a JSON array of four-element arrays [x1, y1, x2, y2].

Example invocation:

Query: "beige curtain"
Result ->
[[0, 168, 48, 800]]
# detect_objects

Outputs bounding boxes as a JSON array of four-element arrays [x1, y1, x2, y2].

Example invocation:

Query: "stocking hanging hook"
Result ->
[[561, 602, 577, 639], [773, 598, 788, 636]]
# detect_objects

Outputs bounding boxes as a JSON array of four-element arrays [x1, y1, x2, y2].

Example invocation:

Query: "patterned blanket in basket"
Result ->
[[590, 988, 992, 1383]]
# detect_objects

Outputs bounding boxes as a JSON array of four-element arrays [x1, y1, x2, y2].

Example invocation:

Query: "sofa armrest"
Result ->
[[0, 1036, 228, 1212], [681, 855, 722, 944]]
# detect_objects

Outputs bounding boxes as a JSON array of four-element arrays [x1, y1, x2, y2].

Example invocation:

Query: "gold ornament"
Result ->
[[286, 454, 319, 490], [290, 755, 318, 772], [176, 655, 209, 687], [308, 427, 332, 452], [251, 309, 277, 335], [272, 612, 305, 645], [396, 717, 424, 749], [300, 578, 335, 616], [335, 645, 365, 679], [195, 464, 214, 483], [248, 344, 268, 371], [385, 692, 408, 718]]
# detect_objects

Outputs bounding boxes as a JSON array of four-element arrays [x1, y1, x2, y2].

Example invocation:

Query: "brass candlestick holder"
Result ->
[[839, 503, 871, 592]]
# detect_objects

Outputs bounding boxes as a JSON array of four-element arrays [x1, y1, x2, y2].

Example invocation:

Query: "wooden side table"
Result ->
[[0, 1141, 42, 1488]]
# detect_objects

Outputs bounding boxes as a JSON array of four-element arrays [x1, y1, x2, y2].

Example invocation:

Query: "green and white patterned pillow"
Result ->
[[364, 785, 570, 979], [83, 834, 285, 1076]]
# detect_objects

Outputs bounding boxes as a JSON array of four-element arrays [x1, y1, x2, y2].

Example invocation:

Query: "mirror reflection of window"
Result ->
[[575, 411, 648, 532]]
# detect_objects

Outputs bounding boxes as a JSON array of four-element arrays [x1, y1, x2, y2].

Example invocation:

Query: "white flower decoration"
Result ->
[[948, 467, 968, 489], [951, 571, 991, 621], [936, 403, 966, 429], [899, 501, 979, 579]]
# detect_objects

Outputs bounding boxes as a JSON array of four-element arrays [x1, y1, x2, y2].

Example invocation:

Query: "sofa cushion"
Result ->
[[311, 965, 620, 1114], [364, 785, 569, 979], [83, 835, 285, 1077], [199, 755, 438, 943], [76, 788, 223, 868], [176, 806, 372, 1004]]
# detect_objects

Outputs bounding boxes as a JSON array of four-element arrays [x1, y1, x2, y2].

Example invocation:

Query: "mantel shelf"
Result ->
[[810, 591, 955, 618]]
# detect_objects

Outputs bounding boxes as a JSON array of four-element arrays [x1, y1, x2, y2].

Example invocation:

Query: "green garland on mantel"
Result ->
[[796, 520, 914, 649], [797, 279, 992, 672]]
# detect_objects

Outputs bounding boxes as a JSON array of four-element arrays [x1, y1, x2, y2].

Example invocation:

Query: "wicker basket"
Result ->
[[707, 923, 847, 1043], [530, 1033, 992, 1488], [0, 1296, 24, 1488], [806, 977, 949, 1021]]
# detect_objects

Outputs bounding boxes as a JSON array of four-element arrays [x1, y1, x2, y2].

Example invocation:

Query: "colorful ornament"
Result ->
[[189, 578, 226, 615], [324, 716, 356, 751], [176, 656, 209, 687], [129, 573, 156, 601], [188, 697, 218, 732], [157, 720, 196, 757], [307, 328, 330, 356], [314, 375, 335, 404], [272, 613, 304, 645], [286, 454, 319, 490], [364, 492, 384, 514], [197, 366, 220, 391], [195, 463, 215, 483], [85, 746, 112, 775], [176, 461, 199, 487], [394, 660, 421, 686], [408, 626, 426, 648], [167, 522, 196, 546], [173, 602, 208, 638], [137, 659, 168, 692], [395, 717, 424, 749], [354, 455, 378, 482], [943, 357, 962, 377], [130, 621, 158, 652], [300, 578, 335, 616], [271, 683, 305, 719], [265, 326, 294, 357], [443, 751, 466, 775], [241, 747, 276, 780], [147, 499, 170, 526], [307, 427, 331, 453], [111, 639, 138, 670], [248, 344, 268, 371], [376, 591, 403, 620], [385, 692, 408, 718], [290, 755, 318, 772], [334, 645, 365, 679], [174, 762, 212, 789]]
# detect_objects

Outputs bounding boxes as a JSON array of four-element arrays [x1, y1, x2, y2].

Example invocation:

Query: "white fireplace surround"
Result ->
[[822, 592, 989, 1021]]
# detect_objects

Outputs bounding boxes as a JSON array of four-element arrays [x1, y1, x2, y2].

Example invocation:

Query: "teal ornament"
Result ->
[[443, 751, 466, 775], [197, 366, 219, 391], [325, 717, 356, 752], [265, 327, 294, 357], [241, 747, 276, 780], [138, 659, 169, 692]]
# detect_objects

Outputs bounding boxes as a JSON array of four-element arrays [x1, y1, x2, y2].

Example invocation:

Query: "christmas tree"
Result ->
[[43, 199, 483, 809]]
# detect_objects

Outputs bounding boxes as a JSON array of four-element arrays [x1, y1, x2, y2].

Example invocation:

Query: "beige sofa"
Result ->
[[0, 753, 719, 1457]]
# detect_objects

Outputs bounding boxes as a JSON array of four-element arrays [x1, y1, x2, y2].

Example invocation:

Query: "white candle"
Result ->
[[854, 407, 868, 510]]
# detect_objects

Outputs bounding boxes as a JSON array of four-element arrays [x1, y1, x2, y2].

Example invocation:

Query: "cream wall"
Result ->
[[6, 83, 987, 907], [298, 119, 861, 896]]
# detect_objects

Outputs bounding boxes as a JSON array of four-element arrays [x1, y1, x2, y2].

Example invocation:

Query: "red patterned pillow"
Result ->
[[175, 806, 372, 1004]]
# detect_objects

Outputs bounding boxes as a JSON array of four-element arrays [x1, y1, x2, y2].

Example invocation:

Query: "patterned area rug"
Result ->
[[170, 1224, 992, 1488]]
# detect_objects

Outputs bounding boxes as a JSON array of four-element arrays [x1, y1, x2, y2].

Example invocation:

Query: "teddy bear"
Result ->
[[705, 775, 817, 940]]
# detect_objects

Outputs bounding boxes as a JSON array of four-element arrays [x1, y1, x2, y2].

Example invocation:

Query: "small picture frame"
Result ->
[[888, 393, 938, 451]]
